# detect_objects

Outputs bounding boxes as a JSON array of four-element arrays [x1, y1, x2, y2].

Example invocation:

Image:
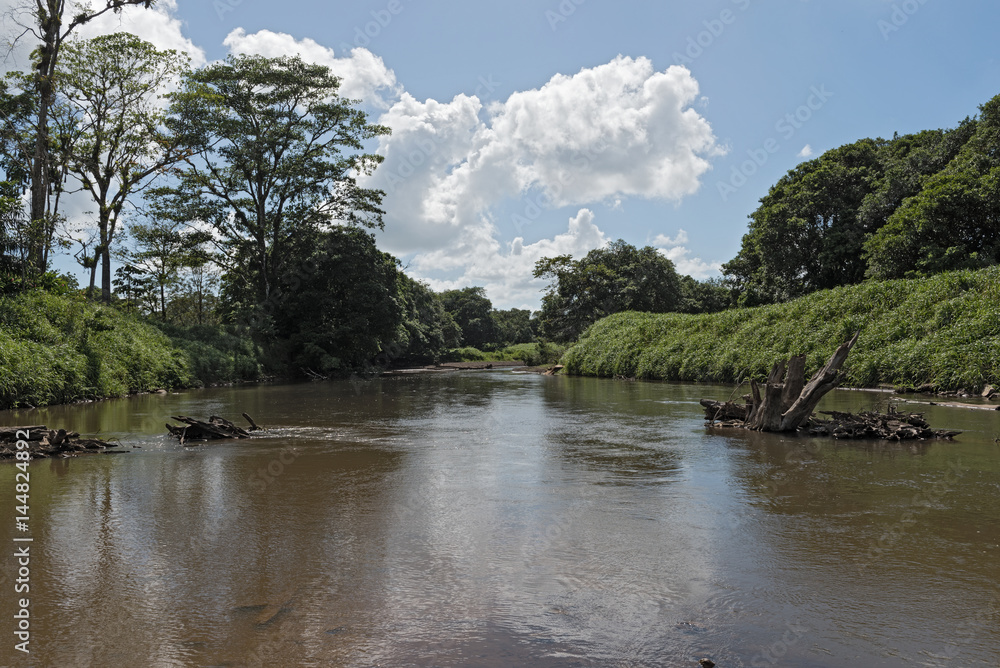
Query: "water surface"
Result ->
[[1, 372, 999, 666]]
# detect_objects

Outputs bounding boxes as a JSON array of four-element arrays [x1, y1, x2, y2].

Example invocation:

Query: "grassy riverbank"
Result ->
[[0, 291, 263, 410], [562, 266, 1000, 392]]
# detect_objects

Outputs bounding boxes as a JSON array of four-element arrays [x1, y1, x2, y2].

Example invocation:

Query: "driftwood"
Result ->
[[700, 332, 958, 441], [166, 414, 262, 445], [808, 408, 959, 441], [701, 332, 860, 432], [0, 425, 119, 459]]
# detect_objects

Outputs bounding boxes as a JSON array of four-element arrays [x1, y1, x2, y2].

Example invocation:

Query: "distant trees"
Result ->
[[533, 240, 685, 342]]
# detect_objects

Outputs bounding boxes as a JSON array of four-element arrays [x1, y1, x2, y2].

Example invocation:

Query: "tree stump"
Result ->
[[704, 331, 860, 433]]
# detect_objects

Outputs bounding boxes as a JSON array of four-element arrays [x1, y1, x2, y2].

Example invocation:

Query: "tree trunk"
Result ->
[[704, 331, 861, 433]]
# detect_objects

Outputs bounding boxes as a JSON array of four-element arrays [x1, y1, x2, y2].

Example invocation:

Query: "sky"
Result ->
[[3, 0, 1000, 309]]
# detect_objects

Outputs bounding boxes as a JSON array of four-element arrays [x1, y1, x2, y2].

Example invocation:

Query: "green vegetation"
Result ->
[[725, 95, 999, 305], [563, 266, 1000, 392], [443, 342, 567, 366], [0, 291, 191, 409]]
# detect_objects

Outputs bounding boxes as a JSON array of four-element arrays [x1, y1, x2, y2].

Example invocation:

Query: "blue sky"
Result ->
[[8, 0, 1000, 308]]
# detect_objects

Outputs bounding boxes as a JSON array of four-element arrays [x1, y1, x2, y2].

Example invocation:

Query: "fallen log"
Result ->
[[0, 426, 117, 459], [166, 414, 263, 445]]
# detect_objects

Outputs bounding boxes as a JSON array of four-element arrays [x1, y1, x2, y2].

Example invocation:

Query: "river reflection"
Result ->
[[1, 373, 999, 666]]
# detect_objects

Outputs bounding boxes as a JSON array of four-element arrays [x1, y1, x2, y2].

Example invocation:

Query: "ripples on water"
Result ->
[[1, 373, 999, 666]]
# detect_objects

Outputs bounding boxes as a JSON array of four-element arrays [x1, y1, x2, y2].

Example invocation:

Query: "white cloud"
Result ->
[[798, 144, 814, 158], [653, 229, 690, 247], [651, 228, 720, 279], [0, 0, 205, 72], [222, 28, 399, 107], [77, 0, 206, 67], [414, 209, 608, 309], [658, 246, 722, 279], [365, 56, 722, 306]]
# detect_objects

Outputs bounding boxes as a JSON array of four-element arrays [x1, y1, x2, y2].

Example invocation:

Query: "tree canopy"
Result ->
[[533, 240, 684, 342], [155, 54, 390, 323]]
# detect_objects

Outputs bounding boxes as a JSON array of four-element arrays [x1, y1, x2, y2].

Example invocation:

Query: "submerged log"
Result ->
[[166, 414, 263, 445]]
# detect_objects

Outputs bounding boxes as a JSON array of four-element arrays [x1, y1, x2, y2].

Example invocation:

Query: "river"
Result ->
[[1, 371, 999, 667]]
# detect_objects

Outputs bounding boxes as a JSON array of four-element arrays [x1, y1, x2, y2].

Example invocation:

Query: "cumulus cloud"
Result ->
[[414, 209, 608, 309], [364, 56, 722, 305], [798, 144, 814, 158], [77, 0, 206, 67], [223, 28, 399, 107], [0, 0, 205, 72], [653, 228, 721, 279]]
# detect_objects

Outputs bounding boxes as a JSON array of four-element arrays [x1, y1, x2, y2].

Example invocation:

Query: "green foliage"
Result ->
[[725, 96, 993, 304], [0, 290, 193, 408], [534, 239, 684, 342], [439, 287, 498, 349], [158, 53, 390, 315], [153, 322, 263, 386], [563, 266, 1000, 392], [865, 96, 1000, 279], [493, 308, 535, 347], [390, 274, 452, 364], [268, 227, 401, 375], [441, 342, 566, 365]]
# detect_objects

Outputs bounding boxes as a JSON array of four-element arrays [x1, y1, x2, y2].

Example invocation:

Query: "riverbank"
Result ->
[[0, 291, 264, 410], [562, 266, 1000, 392]]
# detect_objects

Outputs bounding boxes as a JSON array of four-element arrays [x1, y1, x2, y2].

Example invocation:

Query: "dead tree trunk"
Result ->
[[708, 331, 860, 433]]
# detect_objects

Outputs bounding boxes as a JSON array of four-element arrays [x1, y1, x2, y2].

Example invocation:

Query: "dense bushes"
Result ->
[[0, 291, 192, 408], [563, 266, 1000, 392]]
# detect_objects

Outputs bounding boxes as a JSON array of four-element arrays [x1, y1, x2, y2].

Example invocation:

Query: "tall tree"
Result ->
[[119, 216, 212, 320], [156, 54, 390, 325], [722, 140, 882, 306], [55, 32, 190, 302], [534, 240, 683, 342], [17, 0, 157, 271]]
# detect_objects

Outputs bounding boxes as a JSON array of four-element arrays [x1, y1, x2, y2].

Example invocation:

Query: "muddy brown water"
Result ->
[[1, 372, 999, 667]]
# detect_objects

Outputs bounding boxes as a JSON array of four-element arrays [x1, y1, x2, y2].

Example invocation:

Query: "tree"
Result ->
[[865, 95, 1000, 278], [54, 32, 190, 302], [534, 240, 684, 342], [388, 274, 454, 364], [492, 308, 534, 346], [273, 227, 401, 375], [156, 54, 390, 324], [439, 287, 498, 349], [14, 0, 158, 271], [722, 140, 882, 306], [119, 216, 212, 320]]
